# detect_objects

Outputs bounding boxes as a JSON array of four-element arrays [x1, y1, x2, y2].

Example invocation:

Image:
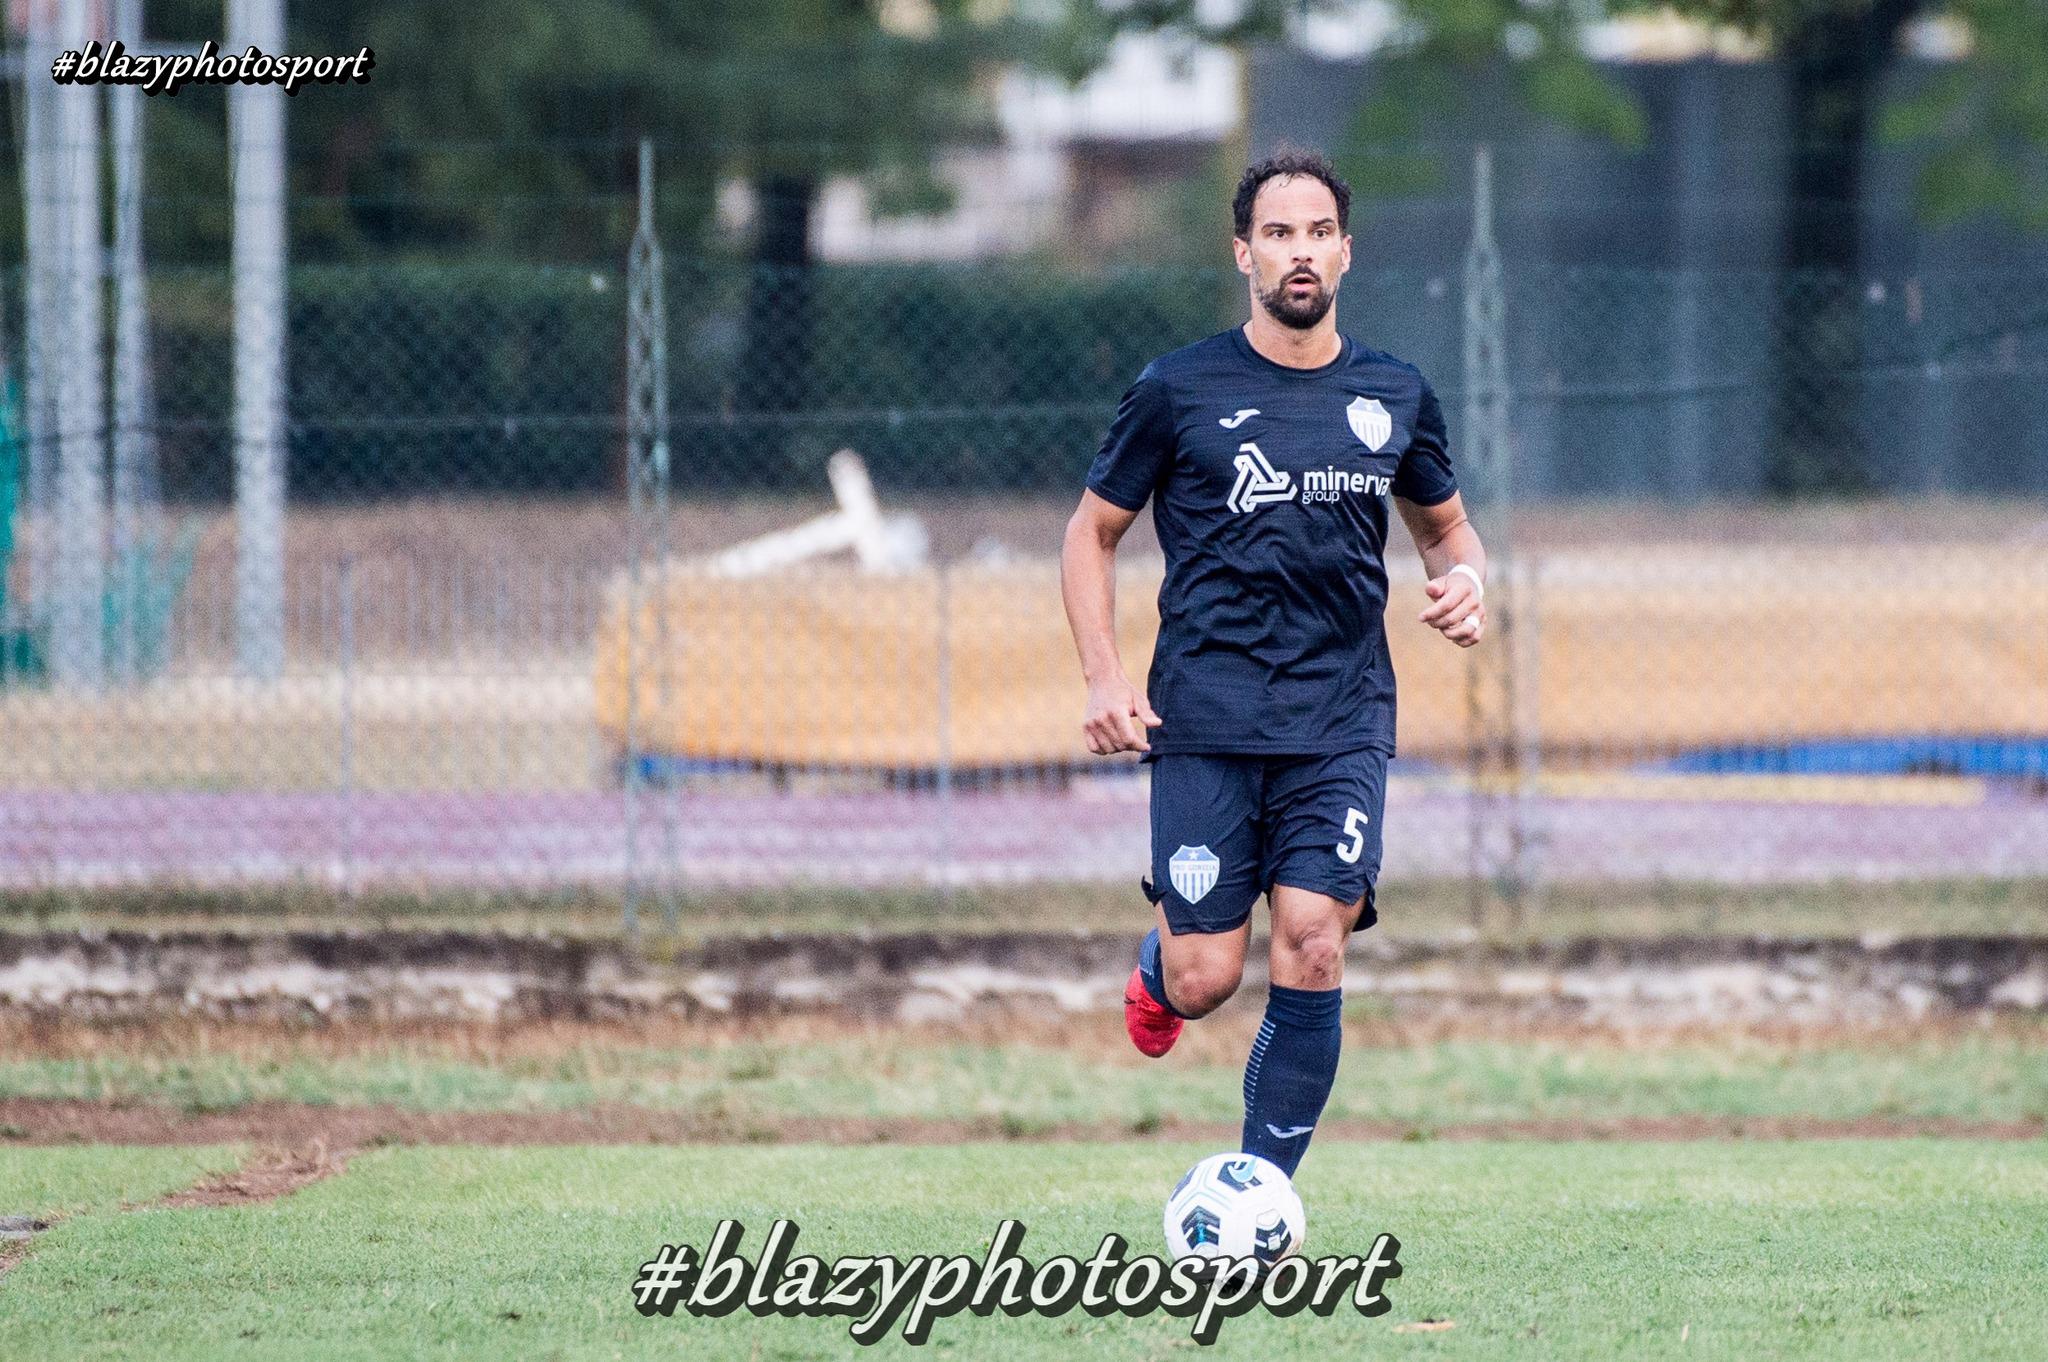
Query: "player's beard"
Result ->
[[1256, 266, 1337, 329]]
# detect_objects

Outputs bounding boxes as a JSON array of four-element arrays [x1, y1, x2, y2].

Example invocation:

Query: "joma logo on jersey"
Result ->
[[1302, 466, 1393, 504]]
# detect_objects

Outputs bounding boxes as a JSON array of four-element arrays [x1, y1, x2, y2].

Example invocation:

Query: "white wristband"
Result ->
[[1448, 563, 1484, 599]]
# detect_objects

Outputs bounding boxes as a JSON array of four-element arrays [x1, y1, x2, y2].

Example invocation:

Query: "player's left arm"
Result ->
[[1396, 492, 1487, 648]]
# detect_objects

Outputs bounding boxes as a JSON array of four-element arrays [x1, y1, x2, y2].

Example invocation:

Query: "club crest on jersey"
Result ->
[[1168, 845, 1221, 903], [1346, 395, 1392, 451]]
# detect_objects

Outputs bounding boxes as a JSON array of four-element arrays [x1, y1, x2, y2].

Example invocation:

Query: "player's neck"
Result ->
[[1241, 316, 1343, 370]]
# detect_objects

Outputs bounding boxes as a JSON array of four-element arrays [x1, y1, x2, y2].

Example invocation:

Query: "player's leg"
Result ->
[[1140, 900, 1250, 1019], [1125, 753, 1264, 1055], [1238, 746, 1388, 1173]]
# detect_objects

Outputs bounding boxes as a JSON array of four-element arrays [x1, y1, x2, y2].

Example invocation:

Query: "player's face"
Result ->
[[1233, 176, 1351, 330]]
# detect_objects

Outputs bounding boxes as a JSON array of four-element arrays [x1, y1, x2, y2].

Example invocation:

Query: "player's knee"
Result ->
[[1165, 958, 1242, 1017], [1276, 923, 1346, 989]]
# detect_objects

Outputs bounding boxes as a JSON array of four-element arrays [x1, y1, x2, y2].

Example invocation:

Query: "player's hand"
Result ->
[[1082, 676, 1164, 754], [1420, 573, 1485, 648]]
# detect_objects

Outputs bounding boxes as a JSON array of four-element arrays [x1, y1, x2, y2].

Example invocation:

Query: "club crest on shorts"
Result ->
[[1346, 395, 1392, 451], [1168, 845, 1221, 904]]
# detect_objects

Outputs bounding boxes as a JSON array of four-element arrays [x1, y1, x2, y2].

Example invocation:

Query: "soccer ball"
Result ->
[[1163, 1152, 1306, 1264]]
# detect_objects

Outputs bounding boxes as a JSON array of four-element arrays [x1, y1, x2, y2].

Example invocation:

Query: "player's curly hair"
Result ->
[[1232, 149, 1351, 240]]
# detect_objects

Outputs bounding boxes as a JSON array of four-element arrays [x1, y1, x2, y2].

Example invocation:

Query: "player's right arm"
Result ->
[[1064, 368, 1175, 755], [1061, 490, 1164, 755]]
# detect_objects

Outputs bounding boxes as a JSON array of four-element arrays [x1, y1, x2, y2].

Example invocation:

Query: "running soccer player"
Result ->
[[1059, 150, 1486, 1178]]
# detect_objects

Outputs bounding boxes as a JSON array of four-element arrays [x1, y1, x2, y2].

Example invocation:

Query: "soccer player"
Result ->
[[1059, 150, 1487, 1178]]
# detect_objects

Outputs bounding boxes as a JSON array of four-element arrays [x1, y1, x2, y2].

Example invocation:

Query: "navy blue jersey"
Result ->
[[1085, 327, 1457, 757]]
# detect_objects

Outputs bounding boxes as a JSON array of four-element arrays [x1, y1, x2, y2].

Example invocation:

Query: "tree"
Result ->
[[1069, 0, 2048, 494], [670, 0, 1027, 445]]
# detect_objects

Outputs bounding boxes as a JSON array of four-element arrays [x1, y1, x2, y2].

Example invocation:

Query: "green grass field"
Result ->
[[6, 1019, 2048, 1130], [6, 871, 2046, 1358], [4, 1141, 2046, 1359]]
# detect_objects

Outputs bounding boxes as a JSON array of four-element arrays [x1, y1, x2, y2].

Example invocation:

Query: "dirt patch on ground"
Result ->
[[1, 1098, 2040, 1148], [0, 1213, 54, 1281], [151, 1142, 353, 1209], [0, 1143, 350, 1289]]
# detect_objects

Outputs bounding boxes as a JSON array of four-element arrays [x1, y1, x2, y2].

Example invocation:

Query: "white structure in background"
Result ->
[[699, 450, 927, 577], [13, 0, 270, 684]]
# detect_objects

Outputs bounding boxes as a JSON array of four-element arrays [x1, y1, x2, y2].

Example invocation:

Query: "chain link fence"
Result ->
[[1, 249, 2045, 912]]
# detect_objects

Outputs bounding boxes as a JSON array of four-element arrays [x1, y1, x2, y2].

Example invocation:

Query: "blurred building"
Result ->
[[712, 31, 1241, 263], [724, 5, 2039, 278]]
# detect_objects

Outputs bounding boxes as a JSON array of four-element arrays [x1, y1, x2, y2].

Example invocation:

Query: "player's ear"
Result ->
[[1340, 234, 1352, 274], [1231, 234, 1253, 276]]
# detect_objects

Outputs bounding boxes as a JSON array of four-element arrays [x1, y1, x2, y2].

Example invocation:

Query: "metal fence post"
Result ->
[[1461, 143, 1529, 930], [338, 554, 357, 904], [624, 136, 676, 934], [937, 558, 955, 902]]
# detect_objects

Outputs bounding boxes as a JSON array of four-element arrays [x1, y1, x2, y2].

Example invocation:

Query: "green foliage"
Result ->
[[1880, 0, 2048, 230], [91, 257, 1231, 502], [676, 259, 1233, 494], [0, 0, 1055, 264], [1103, 0, 2045, 235], [139, 264, 623, 500]]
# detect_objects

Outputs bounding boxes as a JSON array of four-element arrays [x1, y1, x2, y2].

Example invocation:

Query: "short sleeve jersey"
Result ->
[[1085, 326, 1457, 758]]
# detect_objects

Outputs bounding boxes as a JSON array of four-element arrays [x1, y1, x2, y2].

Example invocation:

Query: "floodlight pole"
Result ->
[[229, 0, 287, 681], [49, 0, 106, 689], [109, 0, 157, 683]]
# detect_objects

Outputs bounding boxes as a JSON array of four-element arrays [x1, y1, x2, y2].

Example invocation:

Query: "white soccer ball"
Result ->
[[1163, 1152, 1307, 1264]]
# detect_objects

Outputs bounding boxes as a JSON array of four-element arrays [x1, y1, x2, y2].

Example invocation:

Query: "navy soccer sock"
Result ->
[[1137, 927, 1192, 1019], [1240, 984, 1343, 1176]]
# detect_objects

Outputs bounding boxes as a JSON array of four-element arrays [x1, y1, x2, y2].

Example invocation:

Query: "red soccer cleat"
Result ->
[[1124, 966, 1184, 1058]]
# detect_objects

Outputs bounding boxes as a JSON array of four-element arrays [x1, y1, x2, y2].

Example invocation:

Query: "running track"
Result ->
[[3, 779, 2044, 888]]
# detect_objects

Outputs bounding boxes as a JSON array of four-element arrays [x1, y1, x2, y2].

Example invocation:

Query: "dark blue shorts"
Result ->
[[1140, 746, 1390, 935]]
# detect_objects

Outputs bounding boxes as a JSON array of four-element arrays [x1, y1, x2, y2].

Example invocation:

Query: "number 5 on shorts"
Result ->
[[1336, 807, 1370, 864]]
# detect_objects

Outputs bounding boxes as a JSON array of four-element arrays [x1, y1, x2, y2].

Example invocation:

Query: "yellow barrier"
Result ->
[[594, 562, 1160, 767], [593, 547, 2048, 767]]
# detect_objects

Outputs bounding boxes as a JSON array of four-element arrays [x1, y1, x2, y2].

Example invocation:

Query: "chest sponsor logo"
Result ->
[[1226, 441, 1296, 513], [1302, 465, 1393, 503], [1227, 440, 1389, 512], [1346, 395, 1392, 451]]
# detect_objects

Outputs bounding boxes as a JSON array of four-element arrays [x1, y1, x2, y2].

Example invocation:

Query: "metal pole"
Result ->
[[338, 554, 357, 902], [1515, 553, 1544, 926], [21, 0, 61, 622], [623, 137, 674, 933], [109, 0, 155, 684], [229, 0, 287, 680], [51, 0, 106, 690], [936, 559, 954, 902], [1461, 143, 1522, 927]]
